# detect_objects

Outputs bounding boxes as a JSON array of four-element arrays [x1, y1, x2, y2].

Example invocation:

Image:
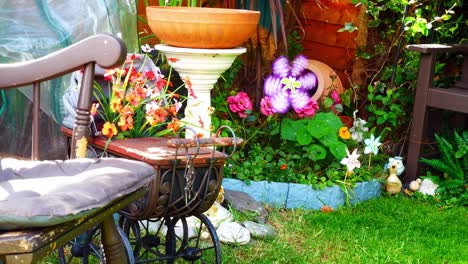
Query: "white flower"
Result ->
[[141, 44, 153, 53], [341, 148, 361, 172], [350, 118, 368, 142], [364, 134, 382, 155]]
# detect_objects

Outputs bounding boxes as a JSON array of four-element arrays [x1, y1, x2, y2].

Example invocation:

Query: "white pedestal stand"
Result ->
[[154, 44, 246, 138]]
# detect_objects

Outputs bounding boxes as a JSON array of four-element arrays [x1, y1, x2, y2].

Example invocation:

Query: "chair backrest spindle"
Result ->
[[70, 62, 96, 159]]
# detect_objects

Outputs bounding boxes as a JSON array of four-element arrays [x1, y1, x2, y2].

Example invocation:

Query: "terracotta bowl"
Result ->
[[306, 59, 344, 101], [146, 6, 260, 49]]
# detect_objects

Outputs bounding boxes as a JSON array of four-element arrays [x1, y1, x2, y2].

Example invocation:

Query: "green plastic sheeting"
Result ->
[[0, 0, 138, 158]]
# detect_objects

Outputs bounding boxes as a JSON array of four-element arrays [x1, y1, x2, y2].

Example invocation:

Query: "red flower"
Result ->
[[145, 71, 156, 81], [168, 57, 179, 63], [280, 164, 287, 170]]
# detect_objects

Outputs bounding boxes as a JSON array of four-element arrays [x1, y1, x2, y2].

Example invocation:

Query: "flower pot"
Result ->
[[146, 6, 260, 49], [306, 59, 344, 101], [339, 115, 353, 128]]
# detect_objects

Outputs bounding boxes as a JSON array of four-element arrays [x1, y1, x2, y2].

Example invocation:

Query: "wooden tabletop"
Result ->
[[61, 127, 227, 167]]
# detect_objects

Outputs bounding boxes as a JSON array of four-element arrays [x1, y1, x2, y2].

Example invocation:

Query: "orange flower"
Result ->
[[126, 90, 143, 106], [146, 107, 168, 126], [339, 126, 351, 140], [168, 57, 179, 63], [102, 122, 117, 138], [280, 164, 287, 170], [166, 105, 178, 117], [113, 87, 125, 100], [120, 105, 134, 116], [167, 118, 180, 133], [118, 115, 134, 131], [110, 98, 123, 113]]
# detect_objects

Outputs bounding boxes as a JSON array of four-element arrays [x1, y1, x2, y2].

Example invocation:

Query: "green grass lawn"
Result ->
[[42, 196, 467, 264], [222, 196, 468, 264]]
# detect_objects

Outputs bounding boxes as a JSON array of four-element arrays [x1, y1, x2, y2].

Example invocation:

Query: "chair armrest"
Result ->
[[407, 44, 468, 54], [0, 34, 126, 89]]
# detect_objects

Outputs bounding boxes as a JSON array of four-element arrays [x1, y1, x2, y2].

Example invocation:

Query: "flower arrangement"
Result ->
[[92, 45, 185, 139]]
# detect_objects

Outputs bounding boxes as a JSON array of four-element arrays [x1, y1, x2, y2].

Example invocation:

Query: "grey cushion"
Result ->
[[0, 158, 155, 230]]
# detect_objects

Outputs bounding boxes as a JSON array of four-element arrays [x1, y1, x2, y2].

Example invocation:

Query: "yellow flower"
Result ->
[[339, 126, 351, 140], [110, 98, 123, 113], [102, 122, 118, 138]]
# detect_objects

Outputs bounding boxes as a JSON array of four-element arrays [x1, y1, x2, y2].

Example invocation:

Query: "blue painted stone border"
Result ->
[[222, 178, 382, 210]]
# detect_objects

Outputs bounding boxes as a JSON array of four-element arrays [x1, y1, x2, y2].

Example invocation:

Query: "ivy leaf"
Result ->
[[338, 22, 358, 33]]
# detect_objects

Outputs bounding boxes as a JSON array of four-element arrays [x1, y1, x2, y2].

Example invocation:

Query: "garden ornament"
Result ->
[[262, 54, 319, 117], [340, 148, 361, 175], [419, 179, 439, 196], [409, 178, 422, 192], [384, 156, 405, 176], [385, 160, 402, 195]]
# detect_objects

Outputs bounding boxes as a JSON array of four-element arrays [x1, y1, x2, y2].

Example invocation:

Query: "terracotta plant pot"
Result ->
[[306, 59, 344, 101], [339, 115, 354, 128], [146, 6, 260, 49]]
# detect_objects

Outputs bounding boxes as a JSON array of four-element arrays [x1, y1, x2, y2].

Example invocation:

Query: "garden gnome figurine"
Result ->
[[386, 161, 402, 194]]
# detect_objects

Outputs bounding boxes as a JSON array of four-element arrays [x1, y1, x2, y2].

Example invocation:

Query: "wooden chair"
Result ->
[[0, 34, 155, 263], [405, 44, 468, 183]]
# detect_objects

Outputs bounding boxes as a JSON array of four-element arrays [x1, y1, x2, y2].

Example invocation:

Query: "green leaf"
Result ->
[[297, 128, 313, 145], [324, 97, 334, 108], [280, 118, 297, 141], [307, 144, 327, 161], [307, 112, 343, 139], [328, 141, 347, 160]]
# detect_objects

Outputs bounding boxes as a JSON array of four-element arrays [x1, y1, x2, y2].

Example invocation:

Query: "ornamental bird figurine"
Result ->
[[386, 162, 402, 195], [409, 178, 422, 192]]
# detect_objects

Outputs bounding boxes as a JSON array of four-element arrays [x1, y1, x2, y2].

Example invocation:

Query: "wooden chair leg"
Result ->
[[405, 53, 436, 183], [101, 215, 129, 264]]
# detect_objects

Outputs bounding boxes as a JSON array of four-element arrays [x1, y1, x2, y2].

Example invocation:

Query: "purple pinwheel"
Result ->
[[262, 54, 319, 117]]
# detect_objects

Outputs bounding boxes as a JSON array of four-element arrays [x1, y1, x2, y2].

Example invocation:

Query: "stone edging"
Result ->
[[222, 178, 382, 210]]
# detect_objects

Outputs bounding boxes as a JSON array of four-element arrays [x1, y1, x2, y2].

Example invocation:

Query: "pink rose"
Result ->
[[260, 97, 275, 116], [331, 90, 341, 105], [294, 99, 319, 118], [227, 91, 253, 118]]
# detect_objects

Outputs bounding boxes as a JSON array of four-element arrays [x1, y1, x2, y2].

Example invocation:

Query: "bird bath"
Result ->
[[155, 44, 246, 138]]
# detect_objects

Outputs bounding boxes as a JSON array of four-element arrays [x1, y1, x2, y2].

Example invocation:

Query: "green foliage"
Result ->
[[338, 22, 358, 33], [345, 0, 465, 141], [420, 132, 467, 179], [366, 82, 408, 127], [420, 131, 468, 207], [287, 30, 304, 59], [280, 112, 346, 160]]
